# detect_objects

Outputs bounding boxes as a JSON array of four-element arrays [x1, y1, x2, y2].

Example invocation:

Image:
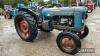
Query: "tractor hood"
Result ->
[[42, 6, 87, 16]]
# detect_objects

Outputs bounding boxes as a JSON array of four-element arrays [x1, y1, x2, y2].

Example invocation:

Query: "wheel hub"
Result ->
[[61, 36, 75, 50], [17, 18, 30, 38], [20, 20, 29, 33]]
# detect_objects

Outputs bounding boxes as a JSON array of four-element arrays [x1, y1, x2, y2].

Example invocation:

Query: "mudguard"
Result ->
[[18, 8, 37, 20]]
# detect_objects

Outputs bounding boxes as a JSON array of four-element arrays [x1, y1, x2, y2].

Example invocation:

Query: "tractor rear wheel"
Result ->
[[14, 11, 38, 42]]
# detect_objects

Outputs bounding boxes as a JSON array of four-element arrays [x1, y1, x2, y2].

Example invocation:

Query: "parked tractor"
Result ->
[[5, 3, 25, 19], [14, 4, 89, 55], [87, 0, 96, 12], [76, 0, 95, 13], [5, 8, 18, 19], [5, 1, 39, 19]]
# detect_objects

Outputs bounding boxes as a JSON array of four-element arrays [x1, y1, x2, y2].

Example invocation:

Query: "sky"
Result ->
[[43, 0, 49, 2]]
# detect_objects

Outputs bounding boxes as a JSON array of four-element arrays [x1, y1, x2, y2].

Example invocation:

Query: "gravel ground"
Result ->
[[0, 7, 100, 56]]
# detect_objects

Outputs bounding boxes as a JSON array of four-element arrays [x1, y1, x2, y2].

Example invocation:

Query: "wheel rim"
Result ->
[[60, 36, 76, 52], [16, 17, 30, 39]]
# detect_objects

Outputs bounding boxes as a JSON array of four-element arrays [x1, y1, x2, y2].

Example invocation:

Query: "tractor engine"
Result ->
[[40, 6, 87, 31]]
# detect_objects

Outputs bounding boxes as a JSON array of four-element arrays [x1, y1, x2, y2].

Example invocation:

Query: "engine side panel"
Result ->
[[74, 12, 82, 29]]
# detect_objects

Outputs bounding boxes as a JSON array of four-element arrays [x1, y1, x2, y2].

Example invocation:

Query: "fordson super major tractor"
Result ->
[[14, 5, 89, 55]]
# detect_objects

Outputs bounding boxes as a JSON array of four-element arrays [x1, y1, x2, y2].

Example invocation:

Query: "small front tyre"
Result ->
[[56, 32, 81, 55]]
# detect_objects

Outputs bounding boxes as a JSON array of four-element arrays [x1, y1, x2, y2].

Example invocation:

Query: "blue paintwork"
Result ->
[[17, 3, 25, 9], [41, 6, 87, 30], [74, 12, 82, 29], [10, 9, 18, 16], [42, 8, 49, 16], [8, 3, 25, 17], [42, 6, 87, 16]]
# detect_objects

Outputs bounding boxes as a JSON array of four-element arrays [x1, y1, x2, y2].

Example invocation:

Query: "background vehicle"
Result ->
[[77, 0, 95, 12], [87, 0, 96, 12], [0, 8, 5, 16], [4, 3, 25, 19]]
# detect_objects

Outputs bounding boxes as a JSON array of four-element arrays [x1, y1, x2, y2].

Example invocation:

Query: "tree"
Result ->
[[38, 0, 44, 6], [0, 0, 4, 8], [45, 0, 53, 7], [59, 0, 68, 6]]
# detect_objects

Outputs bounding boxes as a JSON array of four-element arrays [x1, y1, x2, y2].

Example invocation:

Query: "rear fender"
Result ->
[[18, 8, 37, 20]]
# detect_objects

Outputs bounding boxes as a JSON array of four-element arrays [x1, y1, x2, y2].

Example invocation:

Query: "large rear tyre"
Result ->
[[56, 32, 81, 55], [14, 11, 38, 42]]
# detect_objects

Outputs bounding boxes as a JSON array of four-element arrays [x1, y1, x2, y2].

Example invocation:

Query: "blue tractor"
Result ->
[[14, 5, 89, 55], [5, 3, 25, 19], [5, 1, 38, 19]]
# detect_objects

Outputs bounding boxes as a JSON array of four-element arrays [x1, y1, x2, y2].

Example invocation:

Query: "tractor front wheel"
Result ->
[[56, 32, 81, 55]]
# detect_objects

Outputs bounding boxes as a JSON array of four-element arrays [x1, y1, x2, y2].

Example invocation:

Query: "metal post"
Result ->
[[97, 0, 98, 6], [69, 0, 72, 6]]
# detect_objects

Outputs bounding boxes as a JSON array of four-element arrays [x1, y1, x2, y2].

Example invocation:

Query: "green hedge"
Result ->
[[0, 1, 4, 8]]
